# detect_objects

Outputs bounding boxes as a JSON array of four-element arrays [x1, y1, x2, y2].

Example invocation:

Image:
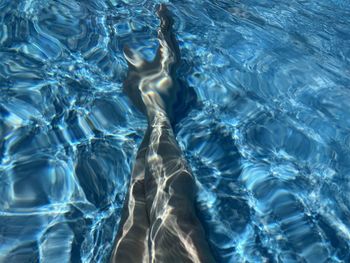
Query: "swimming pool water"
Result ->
[[1, 0, 350, 262]]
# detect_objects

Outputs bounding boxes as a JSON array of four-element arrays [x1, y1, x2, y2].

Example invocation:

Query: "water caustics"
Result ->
[[1, 0, 350, 263]]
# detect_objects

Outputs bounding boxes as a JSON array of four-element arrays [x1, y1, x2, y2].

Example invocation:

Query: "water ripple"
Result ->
[[1, 0, 350, 262]]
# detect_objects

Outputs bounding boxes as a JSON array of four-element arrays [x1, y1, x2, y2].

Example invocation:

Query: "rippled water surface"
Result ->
[[1, 0, 350, 262]]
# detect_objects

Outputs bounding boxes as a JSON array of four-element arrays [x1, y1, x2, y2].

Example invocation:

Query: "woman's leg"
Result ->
[[110, 130, 151, 263], [144, 110, 215, 263]]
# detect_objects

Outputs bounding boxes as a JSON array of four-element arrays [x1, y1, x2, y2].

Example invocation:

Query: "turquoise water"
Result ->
[[1, 0, 350, 262]]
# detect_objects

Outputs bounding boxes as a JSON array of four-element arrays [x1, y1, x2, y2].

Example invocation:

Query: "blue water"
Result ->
[[1, 0, 350, 262]]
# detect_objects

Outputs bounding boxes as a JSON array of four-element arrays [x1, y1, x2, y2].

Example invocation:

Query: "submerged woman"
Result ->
[[110, 4, 215, 263]]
